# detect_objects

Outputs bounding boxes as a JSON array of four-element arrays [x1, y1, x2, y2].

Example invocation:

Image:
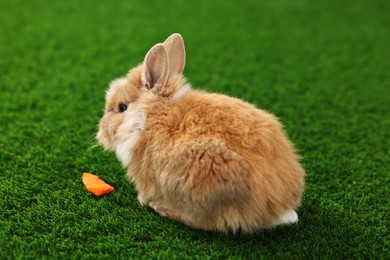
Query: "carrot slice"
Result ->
[[82, 172, 114, 197]]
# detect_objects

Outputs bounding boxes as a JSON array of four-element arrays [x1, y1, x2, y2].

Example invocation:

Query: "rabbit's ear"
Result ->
[[141, 43, 169, 90], [163, 33, 186, 74]]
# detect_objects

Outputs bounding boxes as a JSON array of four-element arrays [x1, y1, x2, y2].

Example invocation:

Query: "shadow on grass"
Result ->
[[137, 199, 366, 258]]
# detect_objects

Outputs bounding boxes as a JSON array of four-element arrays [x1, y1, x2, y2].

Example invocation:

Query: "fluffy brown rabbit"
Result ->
[[97, 33, 305, 234]]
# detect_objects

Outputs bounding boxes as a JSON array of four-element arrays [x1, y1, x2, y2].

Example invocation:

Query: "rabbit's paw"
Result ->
[[155, 207, 182, 222]]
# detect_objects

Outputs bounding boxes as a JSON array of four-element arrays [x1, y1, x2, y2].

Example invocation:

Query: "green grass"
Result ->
[[1, 0, 389, 258]]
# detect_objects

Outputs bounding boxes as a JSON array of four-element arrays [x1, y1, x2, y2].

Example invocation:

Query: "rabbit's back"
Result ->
[[146, 90, 289, 158]]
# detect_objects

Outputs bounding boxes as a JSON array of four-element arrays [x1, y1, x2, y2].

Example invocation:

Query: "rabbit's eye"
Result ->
[[118, 103, 127, 113]]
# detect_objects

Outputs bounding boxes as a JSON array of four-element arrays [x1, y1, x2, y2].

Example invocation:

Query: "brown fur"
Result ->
[[97, 34, 305, 233]]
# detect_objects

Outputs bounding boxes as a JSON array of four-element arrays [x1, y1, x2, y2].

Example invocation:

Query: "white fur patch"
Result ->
[[276, 209, 298, 225], [115, 105, 146, 167], [171, 84, 191, 102], [106, 77, 128, 101]]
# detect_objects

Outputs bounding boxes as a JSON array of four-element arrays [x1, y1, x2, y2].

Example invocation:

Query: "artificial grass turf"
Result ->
[[0, 0, 389, 258]]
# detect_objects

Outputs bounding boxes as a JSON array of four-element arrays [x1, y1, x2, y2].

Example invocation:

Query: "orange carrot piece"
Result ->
[[82, 172, 114, 197]]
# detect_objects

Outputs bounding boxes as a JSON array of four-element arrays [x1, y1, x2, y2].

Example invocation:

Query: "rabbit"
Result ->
[[97, 33, 305, 234]]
